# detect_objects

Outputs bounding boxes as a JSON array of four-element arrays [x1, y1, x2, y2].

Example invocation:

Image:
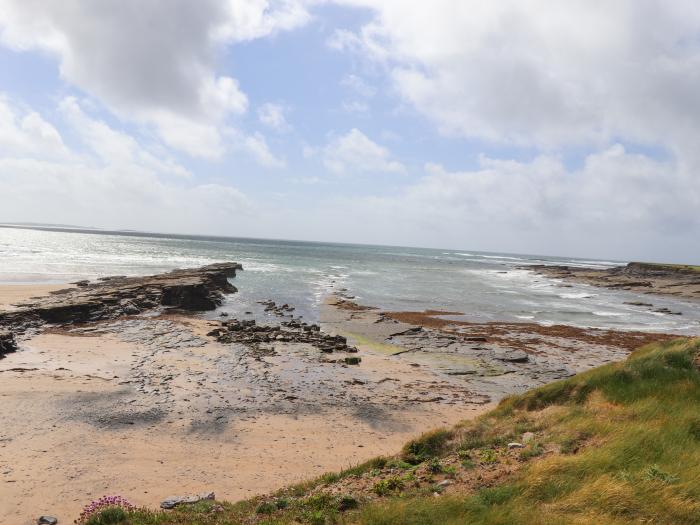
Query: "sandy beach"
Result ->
[[0, 284, 72, 310], [0, 266, 682, 524], [0, 280, 489, 524]]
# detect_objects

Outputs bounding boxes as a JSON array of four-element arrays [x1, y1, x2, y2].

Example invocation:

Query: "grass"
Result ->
[[85, 338, 700, 525], [637, 262, 700, 273]]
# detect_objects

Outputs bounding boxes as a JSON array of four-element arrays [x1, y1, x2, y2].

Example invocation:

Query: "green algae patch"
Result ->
[[341, 331, 407, 356]]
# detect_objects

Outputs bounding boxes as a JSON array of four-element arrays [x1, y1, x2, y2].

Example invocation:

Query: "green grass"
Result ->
[[636, 262, 700, 273], [357, 338, 700, 525], [87, 338, 700, 525]]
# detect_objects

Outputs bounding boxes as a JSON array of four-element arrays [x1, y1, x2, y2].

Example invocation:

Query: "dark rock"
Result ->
[[0, 330, 17, 358], [0, 263, 242, 332], [344, 357, 361, 365], [37, 517, 58, 525]]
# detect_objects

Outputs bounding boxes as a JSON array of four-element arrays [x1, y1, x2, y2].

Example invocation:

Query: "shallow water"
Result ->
[[1, 226, 699, 334]]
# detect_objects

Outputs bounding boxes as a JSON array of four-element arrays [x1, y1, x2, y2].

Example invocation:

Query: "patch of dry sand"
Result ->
[[0, 284, 73, 310]]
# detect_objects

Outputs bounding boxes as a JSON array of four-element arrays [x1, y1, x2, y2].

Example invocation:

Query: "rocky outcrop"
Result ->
[[210, 318, 359, 357], [526, 262, 700, 302], [0, 330, 17, 357], [0, 263, 243, 343]]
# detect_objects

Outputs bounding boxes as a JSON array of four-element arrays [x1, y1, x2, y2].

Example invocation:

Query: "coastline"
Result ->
[[0, 263, 691, 523], [0, 270, 489, 524], [527, 262, 700, 303]]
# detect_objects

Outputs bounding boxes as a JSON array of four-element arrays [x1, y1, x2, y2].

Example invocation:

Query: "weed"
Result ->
[[427, 458, 443, 473], [373, 476, 405, 496], [479, 448, 498, 464], [519, 443, 544, 460], [402, 428, 453, 464], [643, 464, 679, 484], [255, 501, 276, 514]]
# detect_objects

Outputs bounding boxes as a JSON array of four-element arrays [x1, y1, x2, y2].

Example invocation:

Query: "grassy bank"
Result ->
[[83, 338, 700, 525], [632, 262, 700, 273]]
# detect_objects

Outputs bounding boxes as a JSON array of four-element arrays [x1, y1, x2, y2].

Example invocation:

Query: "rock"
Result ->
[[437, 479, 453, 487], [0, 330, 18, 358], [494, 349, 529, 363], [344, 357, 361, 365], [161, 491, 215, 509], [508, 442, 524, 449], [0, 263, 242, 332], [37, 517, 58, 525], [522, 432, 535, 443]]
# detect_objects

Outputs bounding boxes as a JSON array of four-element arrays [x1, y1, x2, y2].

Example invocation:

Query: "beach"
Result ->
[[0, 261, 681, 524], [0, 277, 490, 524]]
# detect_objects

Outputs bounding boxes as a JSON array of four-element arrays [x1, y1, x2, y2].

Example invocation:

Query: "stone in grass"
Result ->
[[344, 357, 361, 365], [522, 432, 535, 444], [161, 491, 215, 509], [37, 517, 58, 525], [508, 442, 525, 449]]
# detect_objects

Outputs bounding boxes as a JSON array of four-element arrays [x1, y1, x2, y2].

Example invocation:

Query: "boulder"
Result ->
[[161, 491, 215, 509]]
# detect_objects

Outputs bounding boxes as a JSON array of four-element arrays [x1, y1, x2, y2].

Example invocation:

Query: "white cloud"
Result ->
[[332, 1, 700, 151], [0, 96, 70, 159], [214, 0, 313, 43], [340, 74, 376, 98], [58, 97, 191, 178], [324, 128, 405, 175], [243, 132, 286, 168], [0, 96, 251, 232], [0, 0, 309, 158], [258, 103, 291, 132], [287, 145, 696, 260], [341, 100, 370, 114]]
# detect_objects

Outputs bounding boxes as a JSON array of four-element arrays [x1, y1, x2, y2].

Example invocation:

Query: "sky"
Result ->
[[0, 1, 699, 263]]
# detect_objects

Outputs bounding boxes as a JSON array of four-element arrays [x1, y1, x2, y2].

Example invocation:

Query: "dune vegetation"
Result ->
[[81, 338, 700, 525]]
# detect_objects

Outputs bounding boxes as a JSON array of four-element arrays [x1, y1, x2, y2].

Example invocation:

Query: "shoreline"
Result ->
[[526, 262, 700, 303], [0, 267, 490, 524], [0, 264, 692, 523]]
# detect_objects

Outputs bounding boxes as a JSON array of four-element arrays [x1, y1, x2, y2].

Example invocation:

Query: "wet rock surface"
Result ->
[[527, 262, 700, 302], [210, 318, 359, 358], [0, 263, 242, 345], [321, 294, 677, 404]]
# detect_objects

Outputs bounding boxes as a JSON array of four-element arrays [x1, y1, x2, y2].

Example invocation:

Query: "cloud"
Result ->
[[0, 96, 252, 232], [0, 95, 70, 159], [332, 1, 700, 152], [340, 74, 376, 98], [243, 132, 286, 168], [0, 0, 310, 158], [258, 103, 291, 132], [323, 128, 405, 174], [315, 145, 699, 259]]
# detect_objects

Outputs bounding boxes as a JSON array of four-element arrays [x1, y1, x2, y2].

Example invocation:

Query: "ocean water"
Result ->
[[1, 226, 699, 335]]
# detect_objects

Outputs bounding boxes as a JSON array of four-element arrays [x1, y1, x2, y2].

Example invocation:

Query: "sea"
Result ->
[[1, 226, 699, 335]]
